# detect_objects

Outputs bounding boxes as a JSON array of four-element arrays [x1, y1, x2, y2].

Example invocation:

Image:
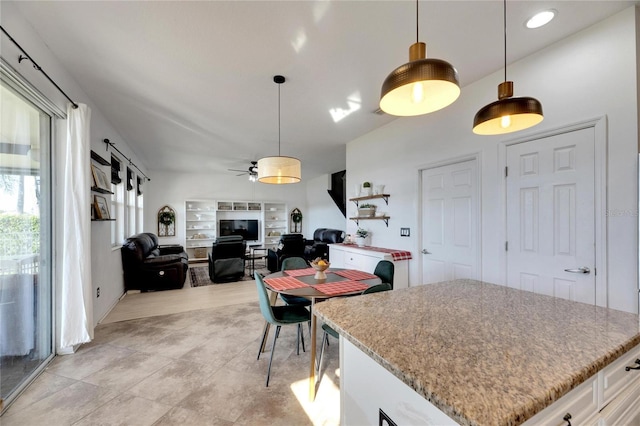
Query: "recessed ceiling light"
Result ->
[[526, 9, 556, 29]]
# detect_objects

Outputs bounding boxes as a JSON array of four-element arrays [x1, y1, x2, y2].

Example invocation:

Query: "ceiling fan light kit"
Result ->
[[258, 75, 301, 185], [379, 0, 460, 117], [473, 0, 543, 135]]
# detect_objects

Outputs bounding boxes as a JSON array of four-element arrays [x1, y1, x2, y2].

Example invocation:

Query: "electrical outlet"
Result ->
[[400, 227, 410, 237], [97, 287, 100, 298]]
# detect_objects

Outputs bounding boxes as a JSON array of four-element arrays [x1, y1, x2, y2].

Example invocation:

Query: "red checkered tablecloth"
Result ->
[[264, 276, 308, 291], [313, 280, 369, 296], [283, 267, 317, 277], [336, 244, 412, 261], [332, 269, 378, 280]]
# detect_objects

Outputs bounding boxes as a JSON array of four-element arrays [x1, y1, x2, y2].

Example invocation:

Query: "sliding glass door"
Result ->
[[0, 71, 54, 413]]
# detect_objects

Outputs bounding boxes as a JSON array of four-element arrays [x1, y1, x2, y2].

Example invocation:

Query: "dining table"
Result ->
[[261, 267, 382, 400]]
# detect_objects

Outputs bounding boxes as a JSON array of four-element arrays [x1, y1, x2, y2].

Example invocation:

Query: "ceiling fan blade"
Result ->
[[228, 168, 248, 173]]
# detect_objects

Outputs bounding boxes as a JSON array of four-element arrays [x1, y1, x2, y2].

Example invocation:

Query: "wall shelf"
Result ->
[[90, 150, 110, 166], [91, 218, 116, 222], [349, 193, 390, 206], [349, 215, 390, 227], [91, 186, 114, 195]]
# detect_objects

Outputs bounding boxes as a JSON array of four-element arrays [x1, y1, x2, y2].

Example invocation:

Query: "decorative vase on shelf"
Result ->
[[374, 185, 385, 195], [355, 237, 366, 247]]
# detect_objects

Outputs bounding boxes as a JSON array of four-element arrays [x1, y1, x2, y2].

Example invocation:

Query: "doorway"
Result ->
[[420, 157, 480, 284], [0, 67, 55, 413], [504, 124, 602, 305]]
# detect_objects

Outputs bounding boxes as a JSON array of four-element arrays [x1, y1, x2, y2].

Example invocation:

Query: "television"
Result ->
[[219, 219, 259, 241]]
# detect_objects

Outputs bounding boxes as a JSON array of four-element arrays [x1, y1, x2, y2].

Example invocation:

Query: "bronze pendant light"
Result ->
[[258, 75, 301, 184], [473, 0, 543, 135], [379, 0, 460, 117]]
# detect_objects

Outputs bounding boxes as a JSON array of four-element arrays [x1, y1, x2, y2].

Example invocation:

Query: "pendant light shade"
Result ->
[[473, 1, 543, 135], [379, 1, 460, 117], [380, 42, 460, 116], [258, 75, 301, 185], [257, 156, 300, 184], [473, 81, 544, 135]]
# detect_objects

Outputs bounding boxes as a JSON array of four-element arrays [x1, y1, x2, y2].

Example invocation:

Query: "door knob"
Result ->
[[564, 267, 590, 274], [421, 249, 431, 254]]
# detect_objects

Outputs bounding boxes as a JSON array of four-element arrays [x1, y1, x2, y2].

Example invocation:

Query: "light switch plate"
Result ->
[[400, 227, 410, 237]]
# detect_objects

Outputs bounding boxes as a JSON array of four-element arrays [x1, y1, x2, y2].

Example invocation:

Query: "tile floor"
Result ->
[[1, 284, 341, 425]]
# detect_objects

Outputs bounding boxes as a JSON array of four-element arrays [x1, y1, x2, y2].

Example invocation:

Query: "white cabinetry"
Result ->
[[329, 244, 409, 289], [185, 200, 216, 261], [263, 202, 288, 250], [184, 200, 287, 260], [523, 342, 640, 425]]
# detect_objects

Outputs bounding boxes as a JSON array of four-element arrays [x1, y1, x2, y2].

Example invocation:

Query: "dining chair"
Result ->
[[317, 283, 392, 374], [373, 260, 395, 289], [279, 256, 312, 307], [255, 272, 311, 386]]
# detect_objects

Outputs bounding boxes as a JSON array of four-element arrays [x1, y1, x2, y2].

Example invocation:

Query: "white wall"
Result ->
[[304, 173, 346, 236], [2, 2, 149, 327], [346, 7, 639, 313]]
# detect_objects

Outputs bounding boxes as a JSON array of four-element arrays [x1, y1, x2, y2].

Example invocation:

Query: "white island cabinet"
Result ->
[[314, 280, 640, 426], [328, 244, 410, 289]]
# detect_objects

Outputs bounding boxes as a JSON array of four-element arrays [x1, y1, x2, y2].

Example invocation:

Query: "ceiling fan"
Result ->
[[228, 161, 258, 181]]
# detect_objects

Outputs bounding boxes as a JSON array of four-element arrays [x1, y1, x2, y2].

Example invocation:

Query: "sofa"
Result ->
[[208, 235, 246, 282], [304, 228, 345, 261], [267, 233, 306, 272], [121, 232, 189, 291]]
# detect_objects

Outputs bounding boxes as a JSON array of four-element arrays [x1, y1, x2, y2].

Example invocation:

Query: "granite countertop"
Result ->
[[313, 279, 640, 426]]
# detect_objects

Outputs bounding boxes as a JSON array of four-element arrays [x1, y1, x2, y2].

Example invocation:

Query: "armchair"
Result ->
[[121, 232, 188, 291], [208, 235, 246, 282], [303, 228, 345, 261], [267, 234, 306, 272]]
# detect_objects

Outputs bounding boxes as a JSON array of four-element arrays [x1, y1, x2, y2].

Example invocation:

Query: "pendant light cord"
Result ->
[[416, 0, 419, 43], [503, 0, 507, 82], [277, 81, 281, 156]]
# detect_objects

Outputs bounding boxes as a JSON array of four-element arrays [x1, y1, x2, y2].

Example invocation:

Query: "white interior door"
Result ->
[[506, 128, 596, 304], [421, 159, 479, 284]]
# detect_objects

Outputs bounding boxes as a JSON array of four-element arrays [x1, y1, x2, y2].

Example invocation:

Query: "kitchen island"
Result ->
[[313, 279, 640, 425]]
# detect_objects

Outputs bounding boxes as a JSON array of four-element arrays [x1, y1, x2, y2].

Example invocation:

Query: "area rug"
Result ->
[[189, 264, 269, 287]]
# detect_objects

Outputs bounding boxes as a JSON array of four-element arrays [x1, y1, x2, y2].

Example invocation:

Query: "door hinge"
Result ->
[[505, 166, 508, 178], [505, 241, 508, 251]]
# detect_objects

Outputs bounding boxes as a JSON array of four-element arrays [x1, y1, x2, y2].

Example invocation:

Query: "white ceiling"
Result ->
[[10, 0, 637, 180]]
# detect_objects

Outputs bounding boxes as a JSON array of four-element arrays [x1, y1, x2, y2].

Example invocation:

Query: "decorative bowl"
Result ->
[[310, 259, 330, 279]]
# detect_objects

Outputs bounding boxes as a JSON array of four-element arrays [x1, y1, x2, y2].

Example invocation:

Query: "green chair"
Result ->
[[279, 257, 312, 307], [373, 260, 395, 289], [317, 283, 392, 373], [255, 272, 311, 386]]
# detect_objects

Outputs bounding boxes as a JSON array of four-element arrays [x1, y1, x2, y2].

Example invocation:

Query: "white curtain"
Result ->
[[59, 103, 93, 349]]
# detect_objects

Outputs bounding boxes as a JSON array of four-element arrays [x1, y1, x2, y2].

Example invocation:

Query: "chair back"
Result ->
[[281, 257, 308, 271], [363, 283, 392, 294], [278, 234, 306, 255], [254, 272, 277, 324], [373, 260, 395, 289], [211, 237, 246, 260]]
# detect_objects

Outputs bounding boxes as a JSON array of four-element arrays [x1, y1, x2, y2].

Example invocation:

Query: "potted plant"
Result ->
[[355, 228, 369, 247], [358, 203, 377, 217], [362, 181, 372, 196]]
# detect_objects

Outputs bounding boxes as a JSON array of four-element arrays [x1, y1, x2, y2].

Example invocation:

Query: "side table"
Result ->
[[246, 247, 267, 277]]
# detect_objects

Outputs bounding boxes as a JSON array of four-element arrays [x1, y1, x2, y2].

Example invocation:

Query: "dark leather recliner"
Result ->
[[304, 228, 345, 261], [267, 234, 306, 272], [121, 232, 188, 291], [208, 235, 246, 282]]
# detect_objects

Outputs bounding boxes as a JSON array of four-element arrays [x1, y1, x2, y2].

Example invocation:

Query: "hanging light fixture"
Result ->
[[258, 75, 301, 184], [473, 0, 543, 135], [379, 0, 460, 116]]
